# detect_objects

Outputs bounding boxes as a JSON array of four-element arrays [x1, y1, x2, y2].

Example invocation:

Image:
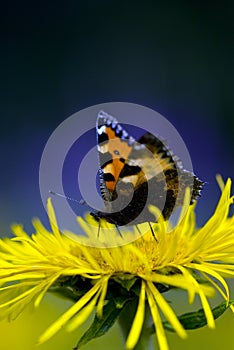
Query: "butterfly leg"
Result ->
[[135, 225, 142, 236], [115, 224, 123, 238], [97, 220, 101, 237], [148, 222, 158, 242]]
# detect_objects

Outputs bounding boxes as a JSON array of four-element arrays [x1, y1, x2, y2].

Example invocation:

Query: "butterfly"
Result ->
[[90, 111, 203, 227]]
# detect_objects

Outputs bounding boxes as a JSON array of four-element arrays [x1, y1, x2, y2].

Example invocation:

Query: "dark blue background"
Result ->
[[1, 1, 233, 235]]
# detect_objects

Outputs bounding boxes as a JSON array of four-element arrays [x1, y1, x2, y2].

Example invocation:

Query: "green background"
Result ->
[[0, 292, 233, 350]]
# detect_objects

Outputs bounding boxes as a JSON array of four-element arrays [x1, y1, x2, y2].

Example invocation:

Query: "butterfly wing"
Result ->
[[136, 132, 203, 219], [96, 111, 153, 224], [95, 111, 203, 225], [96, 110, 139, 202]]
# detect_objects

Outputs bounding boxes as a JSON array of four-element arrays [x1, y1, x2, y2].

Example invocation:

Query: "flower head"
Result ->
[[0, 177, 234, 350]]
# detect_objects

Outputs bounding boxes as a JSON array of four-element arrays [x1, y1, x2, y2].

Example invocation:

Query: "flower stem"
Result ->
[[118, 299, 154, 350]]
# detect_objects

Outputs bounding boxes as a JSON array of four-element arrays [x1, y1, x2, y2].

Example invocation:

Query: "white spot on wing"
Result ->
[[97, 125, 106, 135]]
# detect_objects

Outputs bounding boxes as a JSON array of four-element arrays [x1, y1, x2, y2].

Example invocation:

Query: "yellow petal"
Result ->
[[126, 281, 146, 349]]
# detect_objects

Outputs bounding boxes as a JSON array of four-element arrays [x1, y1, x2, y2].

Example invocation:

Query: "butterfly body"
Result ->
[[91, 111, 203, 226]]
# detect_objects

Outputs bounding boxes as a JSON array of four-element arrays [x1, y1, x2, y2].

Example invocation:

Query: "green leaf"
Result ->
[[76, 299, 127, 348], [112, 295, 133, 309], [113, 274, 138, 291], [163, 300, 234, 332], [50, 275, 93, 302]]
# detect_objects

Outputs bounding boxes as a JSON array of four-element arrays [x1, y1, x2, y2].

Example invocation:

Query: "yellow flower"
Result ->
[[0, 177, 234, 350]]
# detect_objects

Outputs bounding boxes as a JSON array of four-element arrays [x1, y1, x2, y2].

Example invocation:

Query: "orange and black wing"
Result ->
[[137, 132, 203, 219], [95, 111, 203, 226]]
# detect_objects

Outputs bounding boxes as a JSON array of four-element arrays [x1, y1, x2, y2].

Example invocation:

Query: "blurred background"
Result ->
[[1, 1, 233, 349]]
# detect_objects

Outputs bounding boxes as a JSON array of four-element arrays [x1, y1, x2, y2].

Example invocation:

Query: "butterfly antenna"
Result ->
[[148, 222, 158, 242], [49, 190, 86, 206]]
